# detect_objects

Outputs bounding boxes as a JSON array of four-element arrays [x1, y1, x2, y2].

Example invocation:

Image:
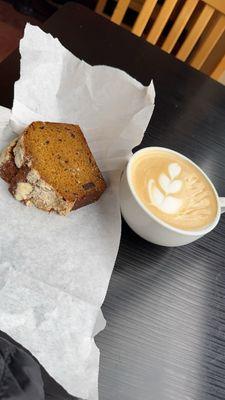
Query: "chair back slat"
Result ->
[[177, 4, 215, 61], [111, 0, 131, 24], [132, 0, 158, 36], [191, 14, 225, 69], [147, 0, 179, 45], [162, 0, 198, 53], [95, 0, 107, 14], [211, 54, 225, 79]]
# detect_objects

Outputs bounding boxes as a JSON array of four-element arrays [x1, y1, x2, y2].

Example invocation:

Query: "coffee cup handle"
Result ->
[[219, 197, 225, 214]]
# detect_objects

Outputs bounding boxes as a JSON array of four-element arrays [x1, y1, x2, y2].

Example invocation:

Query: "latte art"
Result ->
[[148, 162, 183, 214], [130, 150, 217, 231]]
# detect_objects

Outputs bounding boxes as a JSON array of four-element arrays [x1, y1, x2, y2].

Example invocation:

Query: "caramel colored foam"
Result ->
[[23, 122, 105, 202], [131, 150, 218, 231]]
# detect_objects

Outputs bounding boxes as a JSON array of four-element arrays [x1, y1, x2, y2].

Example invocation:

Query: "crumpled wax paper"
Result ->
[[0, 24, 155, 400]]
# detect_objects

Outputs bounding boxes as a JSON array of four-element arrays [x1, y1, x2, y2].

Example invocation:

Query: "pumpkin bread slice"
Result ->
[[0, 122, 106, 215]]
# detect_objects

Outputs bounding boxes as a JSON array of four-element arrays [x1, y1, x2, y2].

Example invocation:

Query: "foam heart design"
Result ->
[[148, 179, 164, 205], [160, 196, 182, 214], [168, 163, 181, 180], [158, 173, 182, 194], [168, 179, 182, 193], [148, 180, 182, 214], [158, 173, 170, 193]]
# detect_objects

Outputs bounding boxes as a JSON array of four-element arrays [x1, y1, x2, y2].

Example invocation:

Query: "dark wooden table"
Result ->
[[1, 4, 225, 400]]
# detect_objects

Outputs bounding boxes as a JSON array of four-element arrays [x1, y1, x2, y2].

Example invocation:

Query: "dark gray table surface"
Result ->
[[0, 4, 225, 400]]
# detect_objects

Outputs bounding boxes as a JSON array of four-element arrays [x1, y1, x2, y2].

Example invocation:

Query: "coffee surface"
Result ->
[[130, 150, 217, 231]]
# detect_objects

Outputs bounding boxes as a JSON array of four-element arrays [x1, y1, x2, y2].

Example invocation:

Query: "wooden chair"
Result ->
[[95, 0, 225, 83]]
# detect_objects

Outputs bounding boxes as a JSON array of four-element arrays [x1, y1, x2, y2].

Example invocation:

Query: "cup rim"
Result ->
[[127, 146, 221, 237]]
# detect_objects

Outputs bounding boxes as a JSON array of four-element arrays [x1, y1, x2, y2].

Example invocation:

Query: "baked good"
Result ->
[[0, 122, 106, 215]]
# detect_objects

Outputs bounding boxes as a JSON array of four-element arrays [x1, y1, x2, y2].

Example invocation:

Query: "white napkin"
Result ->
[[0, 24, 155, 400]]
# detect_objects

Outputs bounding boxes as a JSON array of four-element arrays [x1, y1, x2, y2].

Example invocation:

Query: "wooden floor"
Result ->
[[0, 1, 41, 62]]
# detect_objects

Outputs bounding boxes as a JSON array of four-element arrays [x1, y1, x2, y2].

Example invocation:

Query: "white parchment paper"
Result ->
[[0, 25, 155, 399]]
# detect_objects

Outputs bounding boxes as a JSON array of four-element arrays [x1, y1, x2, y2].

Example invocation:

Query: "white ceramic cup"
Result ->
[[120, 147, 225, 247]]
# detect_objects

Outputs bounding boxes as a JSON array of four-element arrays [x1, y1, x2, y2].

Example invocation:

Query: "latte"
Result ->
[[130, 149, 218, 231]]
